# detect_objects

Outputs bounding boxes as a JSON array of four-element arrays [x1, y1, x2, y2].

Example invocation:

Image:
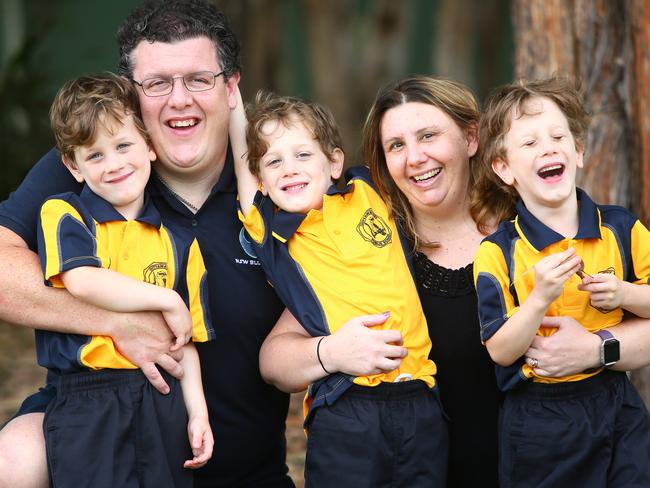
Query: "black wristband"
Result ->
[[316, 336, 331, 375]]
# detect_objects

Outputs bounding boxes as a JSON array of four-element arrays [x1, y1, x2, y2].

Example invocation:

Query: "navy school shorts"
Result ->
[[499, 369, 650, 488], [44, 368, 193, 488], [305, 379, 448, 488]]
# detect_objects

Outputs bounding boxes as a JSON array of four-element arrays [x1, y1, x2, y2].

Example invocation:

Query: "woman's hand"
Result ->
[[320, 312, 407, 377], [525, 315, 600, 377]]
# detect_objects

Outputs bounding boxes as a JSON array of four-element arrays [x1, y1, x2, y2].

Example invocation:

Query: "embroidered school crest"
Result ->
[[143, 262, 168, 287], [357, 208, 392, 248]]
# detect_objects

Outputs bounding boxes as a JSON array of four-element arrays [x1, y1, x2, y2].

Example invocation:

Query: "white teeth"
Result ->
[[284, 183, 307, 191], [542, 164, 562, 172], [413, 168, 442, 182], [169, 119, 197, 128], [538, 164, 564, 178]]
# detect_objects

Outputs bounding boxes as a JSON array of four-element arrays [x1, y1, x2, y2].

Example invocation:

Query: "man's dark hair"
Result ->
[[117, 0, 241, 80]]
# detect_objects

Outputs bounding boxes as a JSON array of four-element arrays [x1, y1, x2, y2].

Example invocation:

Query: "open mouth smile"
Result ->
[[168, 118, 199, 128], [282, 182, 308, 192], [537, 164, 565, 180], [412, 167, 442, 183]]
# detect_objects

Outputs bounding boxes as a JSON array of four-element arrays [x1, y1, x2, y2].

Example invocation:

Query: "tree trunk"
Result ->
[[513, 0, 650, 402]]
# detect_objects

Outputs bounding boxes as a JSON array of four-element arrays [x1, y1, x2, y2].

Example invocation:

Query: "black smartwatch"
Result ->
[[595, 329, 620, 367]]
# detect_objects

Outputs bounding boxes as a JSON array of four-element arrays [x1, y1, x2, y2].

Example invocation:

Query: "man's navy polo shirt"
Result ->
[[0, 148, 292, 487]]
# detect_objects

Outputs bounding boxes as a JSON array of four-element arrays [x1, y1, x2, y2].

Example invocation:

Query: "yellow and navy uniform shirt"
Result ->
[[239, 166, 436, 419], [474, 189, 650, 391], [36, 186, 214, 374]]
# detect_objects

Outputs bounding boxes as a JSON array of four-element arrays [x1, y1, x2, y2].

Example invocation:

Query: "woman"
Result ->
[[363, 75, 505, 486], [259, 75, 650, 487]]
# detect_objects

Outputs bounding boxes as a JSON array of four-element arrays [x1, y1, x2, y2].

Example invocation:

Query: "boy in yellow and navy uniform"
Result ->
[[230, 90, 447, 487], [474, 77, 650, 488], [36, 73, 214, 488]]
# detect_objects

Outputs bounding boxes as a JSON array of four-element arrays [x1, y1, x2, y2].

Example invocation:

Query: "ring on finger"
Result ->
[[526, 357, 539, 369]]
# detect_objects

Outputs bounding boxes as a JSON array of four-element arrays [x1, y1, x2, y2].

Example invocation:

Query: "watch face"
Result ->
[[603, 338, 620, 366]]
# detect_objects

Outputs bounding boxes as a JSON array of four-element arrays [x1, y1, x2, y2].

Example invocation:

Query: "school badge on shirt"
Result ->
[[357, 208, 392, 248]]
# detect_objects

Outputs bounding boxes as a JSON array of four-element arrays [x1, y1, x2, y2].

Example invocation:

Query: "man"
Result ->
[[0, 1, 295, 486]]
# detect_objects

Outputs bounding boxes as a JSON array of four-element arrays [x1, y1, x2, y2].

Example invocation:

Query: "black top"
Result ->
[[414, 252, 501, 488], [0, 148, 294, 487]]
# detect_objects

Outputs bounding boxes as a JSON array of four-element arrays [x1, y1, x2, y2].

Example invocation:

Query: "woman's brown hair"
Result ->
[[362, 75, 514, 250]]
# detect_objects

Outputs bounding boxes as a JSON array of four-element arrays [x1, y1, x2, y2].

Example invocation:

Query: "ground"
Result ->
[[0, 322, 306, 487]]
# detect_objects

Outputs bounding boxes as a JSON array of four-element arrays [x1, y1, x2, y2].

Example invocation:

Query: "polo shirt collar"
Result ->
[[515, 188, 601, 252], [79, 185, 162, 228], [326, 180, 353, 197], [270, 181, 348, 241]]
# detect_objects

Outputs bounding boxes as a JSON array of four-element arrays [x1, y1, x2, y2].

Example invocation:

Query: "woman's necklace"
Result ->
[[156, 174, 200, 213]]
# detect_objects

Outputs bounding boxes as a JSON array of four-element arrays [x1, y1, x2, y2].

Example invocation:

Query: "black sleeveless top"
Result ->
[[414, 252, 501, 488]]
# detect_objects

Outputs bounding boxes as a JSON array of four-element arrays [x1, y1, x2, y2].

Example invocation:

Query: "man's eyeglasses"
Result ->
[[132, 71, 224, 97]]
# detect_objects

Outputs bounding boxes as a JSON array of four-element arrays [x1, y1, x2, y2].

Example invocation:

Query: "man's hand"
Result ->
[[320, 312, 407, 377], [111, 311, 184, 393], [525, 315, 600, 377]]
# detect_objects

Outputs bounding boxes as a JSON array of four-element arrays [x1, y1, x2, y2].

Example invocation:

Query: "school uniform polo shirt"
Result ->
[[36, 187, 212, 373], [240, 166, 436, 417], [0, 148, 292, 488], [474, 188, 650, 391]]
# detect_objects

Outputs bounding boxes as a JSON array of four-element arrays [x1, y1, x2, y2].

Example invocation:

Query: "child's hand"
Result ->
[[530, 248, 582, 306], [162, 291, 193, 351], [578, 273, 624, 310], [184, 416, 214, 469]]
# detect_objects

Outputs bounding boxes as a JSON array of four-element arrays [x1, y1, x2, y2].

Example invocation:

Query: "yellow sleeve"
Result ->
[[631, 219, 650, 284], [185, 238, 214, 342], [39, 198, 101, 288]]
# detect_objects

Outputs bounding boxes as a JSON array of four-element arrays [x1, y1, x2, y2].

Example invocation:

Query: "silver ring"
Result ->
[[529, 357, 539, 369]]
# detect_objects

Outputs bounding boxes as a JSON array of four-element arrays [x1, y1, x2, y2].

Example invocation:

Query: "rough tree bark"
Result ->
[[513, 0, 650, 401]]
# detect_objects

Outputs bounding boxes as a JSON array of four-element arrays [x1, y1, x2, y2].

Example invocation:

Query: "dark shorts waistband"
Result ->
[[55, 368, 167, 395], [513, 369, 625, 401], [346, 379, 432, 400]]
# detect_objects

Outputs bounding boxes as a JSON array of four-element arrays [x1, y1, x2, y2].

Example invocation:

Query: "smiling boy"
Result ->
[[230, 90, 447, 487], [38, 73, 214, 487], [474, 77, 650, 487]]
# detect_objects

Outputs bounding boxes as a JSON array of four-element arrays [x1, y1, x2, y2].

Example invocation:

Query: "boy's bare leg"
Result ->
[[0, 413, 47, 488]]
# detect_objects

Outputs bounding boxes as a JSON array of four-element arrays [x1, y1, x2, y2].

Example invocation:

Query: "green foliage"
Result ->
[[0, 31, 53, 200]]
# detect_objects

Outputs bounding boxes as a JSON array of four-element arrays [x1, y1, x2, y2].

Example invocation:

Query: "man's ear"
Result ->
[[330, 148, 344, 180], [491, 157, 515, 186], [62, 155, 85, 183], [148, 146, 157, 163], [226, 72, 242, 110]]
